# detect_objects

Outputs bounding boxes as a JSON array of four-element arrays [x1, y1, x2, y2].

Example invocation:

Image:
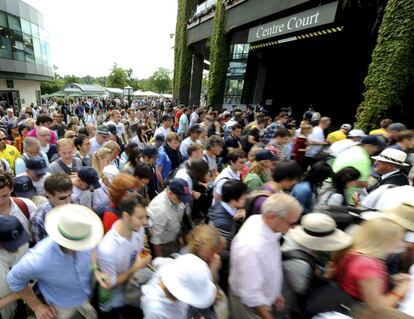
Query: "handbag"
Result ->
[[305, 255, 360, 317], [123, 266, 155, 307]]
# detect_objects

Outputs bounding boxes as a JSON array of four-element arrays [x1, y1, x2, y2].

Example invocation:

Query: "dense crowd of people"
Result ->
[[0, 98, 414, 319]]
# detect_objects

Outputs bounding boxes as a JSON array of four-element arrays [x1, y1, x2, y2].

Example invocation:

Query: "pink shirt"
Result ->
[[26, 128, 57, 144], [337, 252, 387, 300]]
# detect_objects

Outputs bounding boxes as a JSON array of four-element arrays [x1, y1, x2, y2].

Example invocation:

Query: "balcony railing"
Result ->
[[188, 0, 247, 27]]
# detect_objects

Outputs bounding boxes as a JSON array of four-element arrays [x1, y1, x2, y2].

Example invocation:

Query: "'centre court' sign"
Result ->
[[248, 1, 339, 43]]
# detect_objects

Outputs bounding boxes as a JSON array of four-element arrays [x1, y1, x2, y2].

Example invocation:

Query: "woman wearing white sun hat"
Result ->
[[280, 213, 353, 319], [141, 253, 217, 319]]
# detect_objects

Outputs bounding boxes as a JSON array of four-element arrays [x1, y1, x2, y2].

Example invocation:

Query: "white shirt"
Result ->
[[154, 126, 171, 138], [203, 151, 217, 174], [141, 272, 188, 319], [399, 265, 414, 316], [2, 197, 37, 234], [189, 112, 199, 127], [213, 166, 240, 198], [179, 137, 201, 158], [17, 172, 50, 196], [229, 215, 283, 307], [175, 168, 193, 191], [89, 137, 103, 154], [97, 221, 145, 311], [305, 126, 325, 157], [107, 120, 125, 136]]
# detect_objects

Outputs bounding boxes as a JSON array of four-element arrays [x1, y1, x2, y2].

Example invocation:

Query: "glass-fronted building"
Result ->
[[0, 0, 53, 112]]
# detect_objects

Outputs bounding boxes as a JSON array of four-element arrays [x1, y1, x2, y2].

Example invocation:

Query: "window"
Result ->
[[40, 40, 48, 65], [0, 12, 7, 28], [21, 19, 31, 36], [7, 15, 21, 32], [23, 34, 34, 63], [0, 29, 12, 59], [31, 23, 39, 38], [33, 37, 41, 64]]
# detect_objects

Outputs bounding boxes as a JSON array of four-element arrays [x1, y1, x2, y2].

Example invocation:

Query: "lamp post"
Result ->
[[123, 85, 133, 107]]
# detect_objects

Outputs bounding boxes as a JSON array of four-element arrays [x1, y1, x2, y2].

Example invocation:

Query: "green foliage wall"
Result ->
[[356, 0, 414, 131], [207, 0, 230, 107], [173, 0, 197, 105]]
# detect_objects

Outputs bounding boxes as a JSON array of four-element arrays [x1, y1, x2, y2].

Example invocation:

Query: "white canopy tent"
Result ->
[[133, 90, 161, 97]]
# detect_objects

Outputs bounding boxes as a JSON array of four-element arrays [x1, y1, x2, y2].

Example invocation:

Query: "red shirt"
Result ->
[[102, 204, 121, 234], [174, 111, 183, 129], [336, 252, 388, 300]]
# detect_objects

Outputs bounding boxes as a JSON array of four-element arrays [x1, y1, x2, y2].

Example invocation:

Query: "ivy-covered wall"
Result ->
[[207, 0, 230, 108], [355, 0, 414, 131], [173, 0, 197, 105]]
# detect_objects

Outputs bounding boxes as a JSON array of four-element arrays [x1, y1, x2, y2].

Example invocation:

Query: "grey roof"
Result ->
[[63, 83, 106, 93]]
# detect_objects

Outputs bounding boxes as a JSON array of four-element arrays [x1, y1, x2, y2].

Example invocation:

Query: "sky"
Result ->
[[23, 0, 178, 79]]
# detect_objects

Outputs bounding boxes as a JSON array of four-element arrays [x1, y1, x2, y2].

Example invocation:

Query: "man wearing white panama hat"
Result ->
[[358, 148, 410, 209], [7, 204, 104, 319]]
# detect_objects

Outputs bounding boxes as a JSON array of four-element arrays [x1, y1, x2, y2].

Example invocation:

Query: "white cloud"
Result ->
[[23, 0, 177, 79]]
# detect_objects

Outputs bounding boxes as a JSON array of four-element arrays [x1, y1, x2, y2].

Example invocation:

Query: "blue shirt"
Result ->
[[291, 181, 314, 214], [156, 147, 172, 179], [7, 237, 93, 308]]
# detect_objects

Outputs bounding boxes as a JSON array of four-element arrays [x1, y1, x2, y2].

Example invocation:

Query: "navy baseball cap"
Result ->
[[361, 135, 387, 148], [106, 124, 117, 135], [255, 149, 278, 162], [143, 146, 158, 157], [14, 175, 36, 198], [26, 156, 49, 176], [189, 124, 203, 134], [0, 215, 29, 251], [169, 178, 192, 203], [78, 167, 101, 190], [155, 134, 165, 142]]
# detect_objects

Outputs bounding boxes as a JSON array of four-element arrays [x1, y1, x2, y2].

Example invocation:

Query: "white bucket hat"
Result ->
[[371, 148, 409, 166], [160, 254, 217, 309], [348, 129, 367, 138], [45, 204, 104, 251], [288, 213, 353, 251]]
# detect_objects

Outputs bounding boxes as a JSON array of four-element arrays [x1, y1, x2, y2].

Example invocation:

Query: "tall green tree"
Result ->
[[148, 68, 172, 93], [356, 0, 414, 131], [107, 63, 128, 88], [207, 0, 230, 107]]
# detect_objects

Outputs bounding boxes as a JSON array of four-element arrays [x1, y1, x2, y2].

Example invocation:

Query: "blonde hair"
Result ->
[[352, 218, 404, 259], [247, 145, 262, 162], [301, 124, 313, 135], [187, 224, 225, 255], [92, 147, 112, 176], [249, 160, 271, 181], [56, 138, 74, 151], [103, 140, 121, 153], [165, 132, 180, 142]]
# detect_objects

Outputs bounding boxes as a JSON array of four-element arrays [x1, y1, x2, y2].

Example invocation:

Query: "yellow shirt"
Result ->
[[326, 130, 347, 143], [0, 144, 21, 172], [369, 128, 387, 136]]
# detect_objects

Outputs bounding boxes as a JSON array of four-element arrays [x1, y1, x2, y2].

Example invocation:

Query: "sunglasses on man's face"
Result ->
[[0, 137, 7, 141]]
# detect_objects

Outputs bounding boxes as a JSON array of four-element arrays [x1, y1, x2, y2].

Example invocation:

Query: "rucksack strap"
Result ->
[[12, 197, 30, 220], [57, 159, 74, 175], [282, 249, 317, 270]]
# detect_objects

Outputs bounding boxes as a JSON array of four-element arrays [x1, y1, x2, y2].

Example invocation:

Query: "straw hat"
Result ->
[[45, 204, 104, 251], [160, 254, 217, 309], [289, 213, 353, 251], [382, 202, 414, 231], [371, 148, 409, 166]]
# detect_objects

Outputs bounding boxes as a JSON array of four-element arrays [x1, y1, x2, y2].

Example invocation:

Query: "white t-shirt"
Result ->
[[141, 272, 188, 319], [179, 137, 201, 158], [1, 197, 37, 235], [154, 126, 171, 138], [175, 168, 193, 191], [305, 126, 325, 157], [213, 166, 240, 204], [97, 221, 145, 311]]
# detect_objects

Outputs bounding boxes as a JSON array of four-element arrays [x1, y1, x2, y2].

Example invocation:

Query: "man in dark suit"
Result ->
[[369, 148, 410, 192]]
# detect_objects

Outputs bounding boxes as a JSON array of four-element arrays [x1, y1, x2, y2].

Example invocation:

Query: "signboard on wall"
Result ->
[[248, 1, 339, 43]]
